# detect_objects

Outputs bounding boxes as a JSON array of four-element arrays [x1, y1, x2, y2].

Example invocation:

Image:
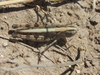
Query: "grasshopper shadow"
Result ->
[[20, 38, 66, 48]]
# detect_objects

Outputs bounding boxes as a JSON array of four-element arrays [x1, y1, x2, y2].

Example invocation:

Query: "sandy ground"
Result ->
[[0, 0, 100, 75]]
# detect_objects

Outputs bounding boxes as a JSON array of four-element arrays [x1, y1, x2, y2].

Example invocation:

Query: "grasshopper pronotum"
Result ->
[[10, 23, 77, 42]]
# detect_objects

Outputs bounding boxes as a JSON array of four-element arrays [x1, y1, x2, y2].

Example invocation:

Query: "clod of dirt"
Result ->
[[4, 16, 7, 19], [3, 42, 8, 47], [76, 69, 81, 74], [86, 25, 92, 30], [0, 27, 4, 30], [84, 61, 91, 68], [90, 20, 98, 26], [95, 36, 100, 44], [67, 11, 73, 16]]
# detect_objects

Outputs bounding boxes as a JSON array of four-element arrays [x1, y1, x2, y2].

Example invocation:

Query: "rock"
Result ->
[[3, 42, 8, 47], [76, 69, 81, 74], [95, 36, 100, 44], [85, 61, 91, 67]]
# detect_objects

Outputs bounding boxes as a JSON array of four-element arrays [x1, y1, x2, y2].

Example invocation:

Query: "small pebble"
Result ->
[[4, 16, 7, 19], [76, 70, 80, 73], [3, 42, 8, 47], [85, 61, 91, 67], [1, 55, 4, 57], [68, 65, 71, 68]]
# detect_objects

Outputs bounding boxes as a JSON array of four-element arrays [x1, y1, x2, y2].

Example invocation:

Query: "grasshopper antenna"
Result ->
[[82, 13, 98, 27], [78, 13, 99, 44]]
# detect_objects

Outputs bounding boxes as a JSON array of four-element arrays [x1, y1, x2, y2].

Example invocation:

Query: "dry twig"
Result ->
[[0, 59, 82, 71], [0, 0, 34, 6]]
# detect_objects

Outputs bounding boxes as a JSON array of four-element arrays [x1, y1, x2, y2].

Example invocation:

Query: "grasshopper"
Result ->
[[10, 23, 77, 42]]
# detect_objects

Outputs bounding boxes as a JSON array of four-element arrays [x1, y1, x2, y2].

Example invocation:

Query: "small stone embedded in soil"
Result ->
[[0, 27, 4, 30], [85, 61, 91, 67], [78, 35, 83, 39], [67, 11, 73, 16], [3, 42, 8, 47], [86, 25, 92, 30], [15, 63, 19, 67], [95, 36, 100, 44], [90, 20, 98, 26], [1, 55, 4, 58], [4, 16, 7, 19], [76, 69, 80, 73]]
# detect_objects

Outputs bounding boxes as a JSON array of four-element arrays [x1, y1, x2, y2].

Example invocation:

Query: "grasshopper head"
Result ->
[[65, 25, 77, 37]]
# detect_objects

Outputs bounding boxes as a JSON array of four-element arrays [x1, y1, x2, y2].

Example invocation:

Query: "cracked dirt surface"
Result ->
[[0, 0, 100, 75]]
